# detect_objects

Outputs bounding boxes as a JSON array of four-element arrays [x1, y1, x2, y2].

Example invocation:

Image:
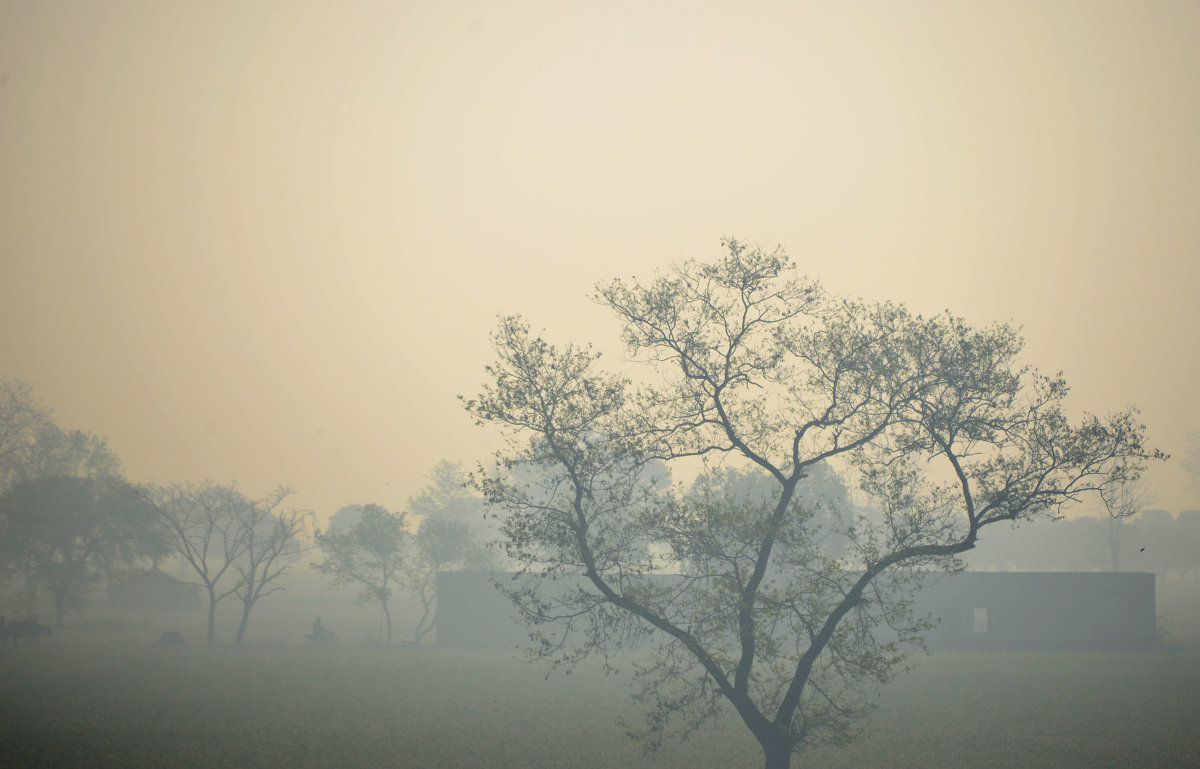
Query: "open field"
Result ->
[[1, 633, 1197, 769]]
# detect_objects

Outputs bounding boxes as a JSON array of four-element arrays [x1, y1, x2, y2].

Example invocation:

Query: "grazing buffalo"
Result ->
[[154, 631, 185, 647], [3, 619, 51, 647]]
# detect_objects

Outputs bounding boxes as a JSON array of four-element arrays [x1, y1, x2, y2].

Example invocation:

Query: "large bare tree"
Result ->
[[466, 240, 1160, 769], [155, 482, 307, 646]]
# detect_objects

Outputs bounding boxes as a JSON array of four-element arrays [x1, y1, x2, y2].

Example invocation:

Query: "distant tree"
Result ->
[[1176, 510, 1200, 581], [230, 487, 310, 645], [1183, 432, 1200, 497], [0, 475, 161, 626], [325, 503, 365, 533], [0, 379, 121, 493], [1099, 476, 1152, 572], [313, 503, 409, 646], [408, 461, 498, 643], [466, 242, 1160, 769], [154, 482, 304, 646], [0, 380, 53, 492]]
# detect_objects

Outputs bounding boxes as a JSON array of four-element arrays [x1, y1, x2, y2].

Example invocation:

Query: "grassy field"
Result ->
[[1, 634, 1197, 769]]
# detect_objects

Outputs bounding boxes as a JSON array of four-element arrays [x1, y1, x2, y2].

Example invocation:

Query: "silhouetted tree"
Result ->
[[408, 461, 497, 643], [466, 241, 1160, 769], [231, 487, 309, 645], [0, 380, 53, 494], [0, 475, 162, 625], [313, 503, 409, 646], [0, 379, 121, 494], [1100, 476, 1152, 571], [154, 482, 304, 645]]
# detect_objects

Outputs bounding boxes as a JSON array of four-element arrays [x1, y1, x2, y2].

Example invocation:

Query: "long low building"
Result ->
[[436, 571, 1157, 651], [911, 571, 1156, 650]]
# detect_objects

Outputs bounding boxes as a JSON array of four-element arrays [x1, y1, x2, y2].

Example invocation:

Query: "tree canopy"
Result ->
[[154, 481, 308, 645], [466, 240, 1160, 769], [313, 503, 409, 646], [0, 475, 162, 626], [408, 461, 497, 643]]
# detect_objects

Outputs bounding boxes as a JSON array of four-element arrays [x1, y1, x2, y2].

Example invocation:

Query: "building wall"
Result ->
[[913, 571, 1156, 650], [436, 571, 1158, 650]]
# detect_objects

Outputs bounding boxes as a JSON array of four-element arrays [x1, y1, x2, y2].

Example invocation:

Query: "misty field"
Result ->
[[1, 634, 1197, 769]]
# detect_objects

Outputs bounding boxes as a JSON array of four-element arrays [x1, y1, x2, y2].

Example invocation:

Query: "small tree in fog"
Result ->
[[155, 482, 309, 645], [409, 462, 497, 643], [231, 487, 310, 645], [155, 483, 253, 645], [1099, 475, 1151, 572], [313, 504, 409, 646], [466, 241, 1161, 769]]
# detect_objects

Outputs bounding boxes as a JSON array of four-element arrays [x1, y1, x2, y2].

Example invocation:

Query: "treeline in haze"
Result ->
[[2, 375, 1199, 650], [0, 379, 498, 645]]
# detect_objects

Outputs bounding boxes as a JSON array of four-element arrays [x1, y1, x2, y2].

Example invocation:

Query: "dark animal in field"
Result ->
[[4, 620, 51, 647], [154, 631, 185, 647]]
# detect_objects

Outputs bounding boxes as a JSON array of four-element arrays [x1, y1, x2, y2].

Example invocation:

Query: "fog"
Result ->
[[3, 3, 1200, 767], [2, 1, 1199, 523]]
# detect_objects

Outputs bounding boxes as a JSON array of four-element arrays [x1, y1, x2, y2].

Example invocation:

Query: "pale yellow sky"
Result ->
[[2, 1, 1198, 521]]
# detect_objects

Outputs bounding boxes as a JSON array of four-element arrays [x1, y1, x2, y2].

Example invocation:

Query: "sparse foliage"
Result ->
[[0, 379, 122, 494], [230, 487, 309, 645], [1099, 475, 1151, 572], [313, 503, 409, 646], [466, 240, 1161, 769], [409, 462, 497, 643], [153, 482, 307, 645]]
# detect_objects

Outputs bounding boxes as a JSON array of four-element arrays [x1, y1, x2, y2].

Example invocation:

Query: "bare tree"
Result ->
[[155, 482, 308, 646], [1099, 475, 1152, 572], [466, 241, 1160, 769], [231, 487, 310, 645], [153, 482, 247, 645]]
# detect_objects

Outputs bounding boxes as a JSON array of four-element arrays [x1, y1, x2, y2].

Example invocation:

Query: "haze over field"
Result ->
[[2, 1, 1198, 522]]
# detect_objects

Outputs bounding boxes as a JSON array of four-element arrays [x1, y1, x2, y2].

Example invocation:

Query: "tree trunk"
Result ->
[[413, 595, 434, 644], [206, 588, 217, 646], [54, 591, 65, 628], [1110, 517, 1121, 572], [762, 739, 793, 769], [382, 600, 392, 646], [234, 600, 252, 646]]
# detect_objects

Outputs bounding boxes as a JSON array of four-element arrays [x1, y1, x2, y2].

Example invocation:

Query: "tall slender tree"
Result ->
[[231, 487, 309, 645]]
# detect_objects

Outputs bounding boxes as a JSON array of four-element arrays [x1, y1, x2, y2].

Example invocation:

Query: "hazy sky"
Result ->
[[2, 1, 1198, 522]]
